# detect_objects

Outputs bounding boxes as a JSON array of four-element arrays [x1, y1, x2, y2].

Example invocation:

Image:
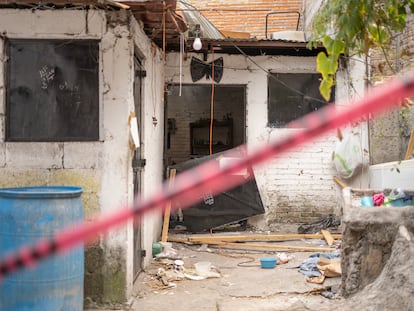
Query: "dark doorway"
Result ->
[[165, 84, 246, 166], [133, 56, 145, 280]]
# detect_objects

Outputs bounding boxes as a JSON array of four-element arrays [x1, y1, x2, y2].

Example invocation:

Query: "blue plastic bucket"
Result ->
[[0, 186, 84, 310], [260, 257, 277, 269]]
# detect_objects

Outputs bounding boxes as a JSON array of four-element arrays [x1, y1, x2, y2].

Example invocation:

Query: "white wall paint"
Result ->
[[166, 51, 366, 228], [130, 17, 165, 269], [0, 8, 165, 301]]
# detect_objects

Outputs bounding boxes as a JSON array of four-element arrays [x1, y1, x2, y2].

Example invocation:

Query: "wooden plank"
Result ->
[[190, 240, 334, 252], [110, 1, 130, 9], [321, 229, 334, 246], [168, 237, 191, 243], [333, 176, 348, 189], [404, 128, 414, 160], [168, 233, 341, 243], [187, 233, 341, 242], [161, 168, 176, 243]]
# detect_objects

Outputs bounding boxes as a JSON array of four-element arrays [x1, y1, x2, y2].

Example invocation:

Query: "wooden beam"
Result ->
[[321, 229, 334, 246], [333, 176, 348, 189], [168, 233, 341, 243], [404, 128, 414, 160], [178, 240, 334, 252], [161, 168, 176, 242], [181, 233, 339, 242]]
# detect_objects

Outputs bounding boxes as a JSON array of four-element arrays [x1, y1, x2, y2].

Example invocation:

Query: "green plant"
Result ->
[[309, 0, 414, 101]]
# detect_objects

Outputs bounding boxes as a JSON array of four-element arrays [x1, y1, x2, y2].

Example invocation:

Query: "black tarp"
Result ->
[[171, 147, 265, 232]]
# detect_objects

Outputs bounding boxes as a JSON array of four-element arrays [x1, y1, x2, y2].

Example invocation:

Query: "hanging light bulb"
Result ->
[[192, 37, 202, 51], [192, 24, 202, 51]]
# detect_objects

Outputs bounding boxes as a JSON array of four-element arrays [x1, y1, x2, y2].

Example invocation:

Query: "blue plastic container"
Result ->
[[0, 186, 84, 311], [260, 257, 277, 269]]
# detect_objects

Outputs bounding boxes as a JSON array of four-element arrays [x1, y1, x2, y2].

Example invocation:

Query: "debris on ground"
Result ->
[[154, 242, 179, 259], [316, 257, 341, 278], [168, 232, 342, 253], [149, 251, 222, 289], [298, 252, 341, 283], [297, 214, 341, 234]]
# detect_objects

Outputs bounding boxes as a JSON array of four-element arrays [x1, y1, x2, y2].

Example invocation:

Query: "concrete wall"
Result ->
[[129, 17, 165, 268], [0, 8, 164, 306], [369, 14, 414, 164], [165, 52, 367, 229], [302, 0, 324, 32]]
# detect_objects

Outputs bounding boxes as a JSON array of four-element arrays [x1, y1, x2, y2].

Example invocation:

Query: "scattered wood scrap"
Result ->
[[321, 229, 335, 246], [405, 128, 414, 160], [333, 175, 348, 189], [161, 168, 176, 243], [168, 233, 341, 253]]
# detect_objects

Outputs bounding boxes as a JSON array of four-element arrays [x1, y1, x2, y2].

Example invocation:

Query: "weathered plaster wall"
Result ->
[[165, 52, 367, 229], [302, 0, 324, 33], [369, 14, 414, 164], [0, 8, 165, 306], [130, 17, 165, 269]]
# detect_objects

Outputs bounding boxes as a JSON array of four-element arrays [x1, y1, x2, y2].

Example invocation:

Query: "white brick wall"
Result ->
[[166, 53, 366, 226]]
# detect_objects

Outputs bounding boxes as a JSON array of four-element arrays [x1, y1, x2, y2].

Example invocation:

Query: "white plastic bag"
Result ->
[[333, 131, 363, 179]]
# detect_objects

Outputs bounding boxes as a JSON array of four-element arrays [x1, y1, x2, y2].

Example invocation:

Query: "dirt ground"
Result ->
[[129, 234, 344, 311], [88, 224, 414, 311]]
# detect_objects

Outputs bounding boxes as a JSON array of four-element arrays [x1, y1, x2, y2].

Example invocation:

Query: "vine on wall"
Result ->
[[309, 0, 414, 101]]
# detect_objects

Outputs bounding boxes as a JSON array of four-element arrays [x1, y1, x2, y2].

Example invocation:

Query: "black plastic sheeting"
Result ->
[[171, 147, 265, 232]]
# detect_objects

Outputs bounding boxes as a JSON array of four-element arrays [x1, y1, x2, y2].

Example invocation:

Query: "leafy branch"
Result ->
[[309, 0, 414, 101]]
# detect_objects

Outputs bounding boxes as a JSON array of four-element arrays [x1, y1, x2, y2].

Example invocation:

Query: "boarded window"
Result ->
[[6, 39, 99, 141], [268, 73, 333, 127]]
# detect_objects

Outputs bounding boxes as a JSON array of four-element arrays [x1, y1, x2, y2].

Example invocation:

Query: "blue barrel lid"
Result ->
[[0, 186, 83, 198]]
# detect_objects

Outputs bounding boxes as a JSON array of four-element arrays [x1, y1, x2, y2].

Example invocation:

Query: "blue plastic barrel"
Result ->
[[0, 186, 84, 311]]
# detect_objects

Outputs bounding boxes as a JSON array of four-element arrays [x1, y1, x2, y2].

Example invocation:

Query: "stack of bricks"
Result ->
[[186, 0, 303, 39]]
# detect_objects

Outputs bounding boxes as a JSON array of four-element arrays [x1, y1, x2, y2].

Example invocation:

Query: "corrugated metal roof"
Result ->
[[167, 36, 323, 56]]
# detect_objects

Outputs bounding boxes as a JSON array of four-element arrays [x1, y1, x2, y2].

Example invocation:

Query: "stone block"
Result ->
[[341, 203, 414, 297]]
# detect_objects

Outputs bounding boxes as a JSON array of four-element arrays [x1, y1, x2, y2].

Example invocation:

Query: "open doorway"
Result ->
[[165, 84, 246, 166], [163, 84, 262, 232]]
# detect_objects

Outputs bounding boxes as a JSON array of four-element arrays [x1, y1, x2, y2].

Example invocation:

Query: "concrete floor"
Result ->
[[128, 237, 343, 311]]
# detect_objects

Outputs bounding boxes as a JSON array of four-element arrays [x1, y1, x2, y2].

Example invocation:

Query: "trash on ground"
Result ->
[[317, 257, 342, 277], [306, 275, 325, 284], [360, 188, 413, 207], [275, 252, 294, 264], [155, 242, 179, 259], [151, 256, 221, 287], [299, 252, 341, 280], [197, 243, 212, 252], [297, 214, 341, 234], [193, 261, 221, 278], [319, 285, 338, 299], [260, 257, 277, 269]]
